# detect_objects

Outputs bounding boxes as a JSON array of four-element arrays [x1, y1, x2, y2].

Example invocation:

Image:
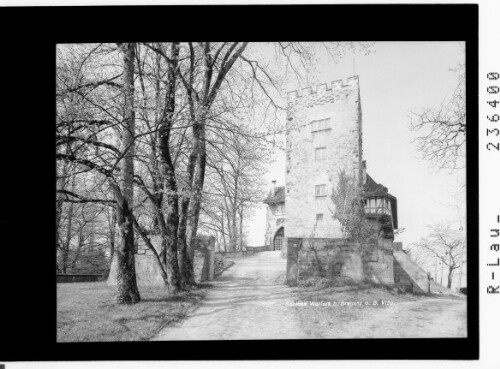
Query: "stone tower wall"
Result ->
[[284, 76, 395, 287], [285, 76, 363, 238]]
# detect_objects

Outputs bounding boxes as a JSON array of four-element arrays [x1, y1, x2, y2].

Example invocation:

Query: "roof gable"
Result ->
[[364, 174, 394, 199], [263, 186, 285, 204]]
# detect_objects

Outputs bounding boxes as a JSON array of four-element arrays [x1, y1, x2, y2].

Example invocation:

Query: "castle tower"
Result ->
[[285, 76, 363, 239]]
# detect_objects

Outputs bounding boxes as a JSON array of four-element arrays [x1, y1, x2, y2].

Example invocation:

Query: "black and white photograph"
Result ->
[[6, 2, 499, 367], [56, 41, 467, 341]]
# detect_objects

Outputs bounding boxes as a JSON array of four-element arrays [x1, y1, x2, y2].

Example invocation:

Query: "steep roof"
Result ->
[[363, 174, 396, 199], [363, 173, 398, 229], [263, 186, 285, 205]]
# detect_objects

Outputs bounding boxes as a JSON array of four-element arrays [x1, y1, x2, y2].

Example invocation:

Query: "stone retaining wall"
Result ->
[[215, 250, 254, 258], [246, 245, 273, 253], [107, 235, 215, 286], [286, 237, 394, 286], [57, 274, 103, 283]]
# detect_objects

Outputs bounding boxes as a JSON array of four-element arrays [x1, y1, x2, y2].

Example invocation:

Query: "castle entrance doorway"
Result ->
[[274, 227, 284, 251]]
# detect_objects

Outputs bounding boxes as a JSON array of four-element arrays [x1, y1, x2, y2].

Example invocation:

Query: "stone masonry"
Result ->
[[285, 76, 363, 239], [284, 76, 395, 286], [107, 234, 215, 286], [286, 235, 395, 286]]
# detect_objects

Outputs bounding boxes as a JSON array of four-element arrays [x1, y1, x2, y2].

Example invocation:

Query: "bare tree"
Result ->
[[202, 129, 268, 251], [110, 43, 141, 303], [59, 174, 77, 273], [329, 170, 378, 241], [56, 42, 375, 297], [410, 224, 466, 289], [410, 62, 466, 170], [56, 43, 141, 303], [148, 42, 365, 283]]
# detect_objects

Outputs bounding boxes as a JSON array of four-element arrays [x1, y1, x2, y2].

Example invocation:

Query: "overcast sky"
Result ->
[[245, 41, 466, 248]]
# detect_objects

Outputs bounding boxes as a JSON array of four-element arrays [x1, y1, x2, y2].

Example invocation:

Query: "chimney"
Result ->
[[272, 180, 276, 196], [361, 161, 367, 184]]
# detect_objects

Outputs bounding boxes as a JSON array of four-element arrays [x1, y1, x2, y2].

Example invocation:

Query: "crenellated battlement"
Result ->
[[287, 75, 359, 101]]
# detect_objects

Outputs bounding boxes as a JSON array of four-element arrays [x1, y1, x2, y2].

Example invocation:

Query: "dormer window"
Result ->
[[311, 118, 331, 132]]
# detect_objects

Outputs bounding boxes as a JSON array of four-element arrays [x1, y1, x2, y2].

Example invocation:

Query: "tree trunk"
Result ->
[[114, 42, 140, 304], [231, 207, 238, 251], [56, 161, 70, 252], [61, 174, 77, 273], [230, 188, 238, 251], [162, 176, 181, 291], [232, 163, 240, 251], [71, 228, 85, 270], [186, 119, 207, 284], [158, 42, 181, 292], [182, 42, 248, 284], [178, 149, 197, 286], [114, 191, 140, 304], [447, 265, 454, 289], [221, 210, 227, 251], [225, 202, 234, 251], [104, 206, 117, 278], [56, 198, 63, 248], [239, 204, 244, 250], [62, 210, 73, 274], [177, 43, 199, 286]]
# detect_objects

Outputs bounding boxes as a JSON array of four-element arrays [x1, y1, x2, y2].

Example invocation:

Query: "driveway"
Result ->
[[152, 251, 309, 340], [152, 250, 467, 340]]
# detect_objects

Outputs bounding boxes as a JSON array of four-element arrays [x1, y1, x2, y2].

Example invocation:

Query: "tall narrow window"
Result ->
[[315, 184, 327, 197], [315, 147, 326, 161]]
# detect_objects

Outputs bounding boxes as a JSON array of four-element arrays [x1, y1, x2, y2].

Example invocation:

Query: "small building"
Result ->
[[362, 166, 399, 237], [263, 182, 285, 251]]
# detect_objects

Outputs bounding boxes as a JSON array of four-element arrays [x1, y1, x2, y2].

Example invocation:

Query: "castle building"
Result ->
[[285, 76, 365, 240], [263, 181, 285, 251], [263, 76, 429, 292]]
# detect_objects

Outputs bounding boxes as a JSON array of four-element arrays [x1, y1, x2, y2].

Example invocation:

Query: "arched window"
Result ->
[[274, 228, 284, 251]]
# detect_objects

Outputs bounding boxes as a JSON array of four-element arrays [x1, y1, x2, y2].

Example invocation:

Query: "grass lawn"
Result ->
[[57, 282, 207, 342]]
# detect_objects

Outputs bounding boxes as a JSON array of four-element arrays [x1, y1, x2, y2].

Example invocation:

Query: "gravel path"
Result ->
[[152, 251, 309, 340]]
